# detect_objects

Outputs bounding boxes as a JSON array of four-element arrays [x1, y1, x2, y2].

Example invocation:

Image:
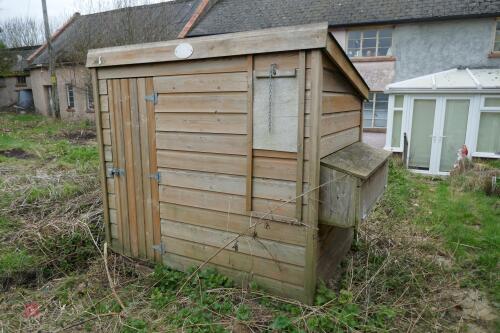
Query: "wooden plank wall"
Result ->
[[151, 53, 309, 301], [315, 52, 363, 283], [319, 54, 362, 158], [97, 80, 122, 250]]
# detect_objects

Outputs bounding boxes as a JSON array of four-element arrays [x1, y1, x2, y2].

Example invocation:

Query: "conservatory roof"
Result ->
[[385, 68, 500, 94]]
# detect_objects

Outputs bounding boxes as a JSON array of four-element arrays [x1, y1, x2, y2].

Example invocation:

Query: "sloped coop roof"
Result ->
[[30, 0, 200, 66], [188, 0, 500, 37], [386, 68, 500, 93], [86, 23, 369, 98]]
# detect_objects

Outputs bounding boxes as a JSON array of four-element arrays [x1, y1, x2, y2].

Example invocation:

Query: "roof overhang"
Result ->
[[86, 22, 369, 99]]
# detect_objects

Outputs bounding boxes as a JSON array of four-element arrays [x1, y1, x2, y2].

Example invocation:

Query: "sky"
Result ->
[[0, 0, 168, 20]]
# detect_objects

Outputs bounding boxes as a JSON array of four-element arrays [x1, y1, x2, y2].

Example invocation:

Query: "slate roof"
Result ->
[[188, 0, 500, 36], [0, 46, 40, 76], [31, 0, 200, 65]]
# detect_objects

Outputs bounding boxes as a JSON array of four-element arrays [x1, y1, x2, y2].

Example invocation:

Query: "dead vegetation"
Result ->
[[0, 114, 498, 332]]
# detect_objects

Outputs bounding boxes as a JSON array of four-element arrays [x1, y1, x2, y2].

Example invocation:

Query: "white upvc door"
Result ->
[[406, 95, 474, 175]]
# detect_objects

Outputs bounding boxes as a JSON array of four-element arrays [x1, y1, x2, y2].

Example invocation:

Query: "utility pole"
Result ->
[[41, 0, 59, 118]]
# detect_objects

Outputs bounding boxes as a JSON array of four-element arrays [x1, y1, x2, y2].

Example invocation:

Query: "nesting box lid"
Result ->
[[320, 142, 391, 180]]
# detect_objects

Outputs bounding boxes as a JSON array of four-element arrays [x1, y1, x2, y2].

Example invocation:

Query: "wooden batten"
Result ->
[[87, 23, 328, 68]]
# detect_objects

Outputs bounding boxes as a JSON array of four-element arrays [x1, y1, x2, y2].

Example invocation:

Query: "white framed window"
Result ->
[[347, 28, 392, 58], [363, 92, 389, 128], [493, 19, 500, 52], [66, 84, 75, 109], [86, 85, 94, 111], [476, 96, 500, 156]]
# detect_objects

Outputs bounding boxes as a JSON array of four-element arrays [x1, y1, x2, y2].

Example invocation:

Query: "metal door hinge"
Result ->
[[152, 242, 165, 255], [145, 91, 158, 105], [108, 167, 125, 177], [148, 172, 161, 182]]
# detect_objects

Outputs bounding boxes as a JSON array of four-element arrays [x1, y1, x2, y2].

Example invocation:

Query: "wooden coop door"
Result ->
[[107, 78, 161, 262]]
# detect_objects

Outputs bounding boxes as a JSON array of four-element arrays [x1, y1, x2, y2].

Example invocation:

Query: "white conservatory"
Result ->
[[384, 68, 500, 175]]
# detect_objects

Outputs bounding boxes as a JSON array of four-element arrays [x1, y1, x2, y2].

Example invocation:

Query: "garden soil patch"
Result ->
[[0, 148, 34, 159]]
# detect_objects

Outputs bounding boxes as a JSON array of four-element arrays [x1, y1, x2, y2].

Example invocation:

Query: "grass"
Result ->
[[0, 112, 498, 332]]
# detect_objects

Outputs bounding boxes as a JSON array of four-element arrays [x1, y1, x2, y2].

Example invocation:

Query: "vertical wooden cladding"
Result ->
[[104, 77, 160, 262]]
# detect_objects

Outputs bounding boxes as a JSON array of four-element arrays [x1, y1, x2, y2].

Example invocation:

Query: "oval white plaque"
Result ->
[[175, 43, 194, 59]]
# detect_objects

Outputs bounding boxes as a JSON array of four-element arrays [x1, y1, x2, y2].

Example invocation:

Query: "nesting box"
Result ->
[[87, 23, 385, 304]]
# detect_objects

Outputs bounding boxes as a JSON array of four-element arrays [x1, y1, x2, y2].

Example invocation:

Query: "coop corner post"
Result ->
[[91, 68, 111, 245], [304, 49, 323, 305]]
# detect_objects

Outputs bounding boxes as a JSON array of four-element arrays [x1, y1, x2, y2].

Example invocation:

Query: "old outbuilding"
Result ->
[[87, 23, 389, 303]]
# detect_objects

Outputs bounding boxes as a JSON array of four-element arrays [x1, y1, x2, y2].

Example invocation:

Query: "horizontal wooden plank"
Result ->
[[109, 209, 117, 224], [98, 80, 107, 95], [322, 68, 356, 94], [160, 169, 296, 202], [110, 223, 118, 239], [98, 56, 247, 79], [156, 132, 247, 155], [102, 129, 111, 145], [156, 113, 247, 134], [161, 219, 305, 266], [159, 203, 307, 246], [87, 23, 328, 68], [162, 236, 304, 286], [320, 127, 360, 158], [160, 186, 296, 218], [154, 73, 248, 93], [322, 93, 361, 114], [101, 112, 110, 129], [162, 252, 306, 301], [321, 111, 360, 136], [160, 169, 245, 196], [107, 178, 115, 194], [108, 194, 116, 209], [104, 146, 112, 162], [254, 51, 300, 71], [99, 95, 109, 112], [156, 92, 247, 114], [253, 157, 297, 181], [157, 150, 247, 176], [253, 150, 297, 159]]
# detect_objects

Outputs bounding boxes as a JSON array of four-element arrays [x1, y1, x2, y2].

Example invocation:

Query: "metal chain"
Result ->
[[268, 64, 277, 133]]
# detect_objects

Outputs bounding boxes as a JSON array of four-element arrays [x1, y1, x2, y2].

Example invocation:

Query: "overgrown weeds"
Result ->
[[0, 113, 498, 332]]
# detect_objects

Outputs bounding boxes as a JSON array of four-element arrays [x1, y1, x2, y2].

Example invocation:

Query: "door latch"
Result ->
[[148, 172, 161, 182], [108, 167, 125, 177], [145, 91, 158, 105], [152, 242, 166, 255]]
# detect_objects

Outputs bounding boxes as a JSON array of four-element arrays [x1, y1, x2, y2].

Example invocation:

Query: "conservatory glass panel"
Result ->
[[440, 100, 469, 172], [477, 112, 500, 154], [409, 99, 436, 170], [484, 97, 500, 107], [391, 110, 403, 148]]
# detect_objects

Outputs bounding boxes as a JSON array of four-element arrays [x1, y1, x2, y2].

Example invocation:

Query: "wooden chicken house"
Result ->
[[87, 23, 389, 304]]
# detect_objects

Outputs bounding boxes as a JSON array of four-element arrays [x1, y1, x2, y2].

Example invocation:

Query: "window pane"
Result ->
[[363, 119, 372, 128], [379, 29, 392, 38], [484, 97, 500, 107], [395, 95, 404, 108], [347, 49, 361, 57], [363, 38, 376, 48], [348, 31, 361, 40], [362, 48, 376, 57], [376, 93, 389, 102], [348, 39, 360, 49], [440, 100, 470, 172], [363, 30, 376, 38], [477, 112, 500, 153], [378, 37, 392, 48], [409, 100, 436, 170], [391, 110, 403, 147]]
